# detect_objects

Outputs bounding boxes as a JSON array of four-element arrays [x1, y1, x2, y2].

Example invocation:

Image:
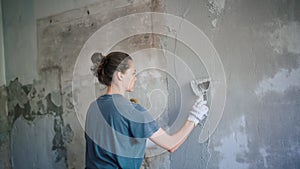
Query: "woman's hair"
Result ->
[[91, 51, 132, 86]]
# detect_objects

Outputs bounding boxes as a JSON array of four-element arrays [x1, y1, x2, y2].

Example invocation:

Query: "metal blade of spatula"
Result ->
[[190, 78, 210, 101]]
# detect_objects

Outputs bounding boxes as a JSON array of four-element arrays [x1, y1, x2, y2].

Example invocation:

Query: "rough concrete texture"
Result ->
[[164, 0, 300, 168], [37, 0, 169, 168], [0, 1, 5, 87], [0, 85, 11, 169], [1, 0, 300, 169], [6, 76, 74, 169]]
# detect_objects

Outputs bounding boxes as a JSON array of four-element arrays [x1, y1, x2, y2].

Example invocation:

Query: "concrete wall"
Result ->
[[0, 0, 5, 86], [164, 0, 300, 168], [166, 0, 300, 168], [2, 0, 102, 85], [1, 0, 300, 169], [0, 1, 10, 169], [2, 0, 38, 84]]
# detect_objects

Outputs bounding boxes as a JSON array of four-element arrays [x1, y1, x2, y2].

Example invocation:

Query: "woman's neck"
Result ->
[[106, 84, 125, 96]]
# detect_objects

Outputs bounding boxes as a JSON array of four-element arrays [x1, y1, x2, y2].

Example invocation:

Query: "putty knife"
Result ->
[[190, 78, 210, 101]]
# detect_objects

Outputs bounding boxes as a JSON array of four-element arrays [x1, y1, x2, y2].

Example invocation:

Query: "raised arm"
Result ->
[[149, 98, 209, 152]]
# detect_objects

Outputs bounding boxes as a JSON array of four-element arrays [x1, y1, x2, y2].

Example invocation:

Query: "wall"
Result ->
[[0, 0, 5, 86], [2, 0, 38, 84], [164, 0, 300, 168], [2, 0, 170, 168], [1, 0, 300, 169], [2, 0, 103, 85], [0, 1, 10, 168], [1, 0, 123, 168]]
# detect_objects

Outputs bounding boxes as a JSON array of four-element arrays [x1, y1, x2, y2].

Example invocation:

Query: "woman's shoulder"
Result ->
[[131, 102, 147, 112]]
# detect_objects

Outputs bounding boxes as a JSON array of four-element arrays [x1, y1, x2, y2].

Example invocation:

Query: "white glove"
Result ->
[[188, 97, 209, 126]]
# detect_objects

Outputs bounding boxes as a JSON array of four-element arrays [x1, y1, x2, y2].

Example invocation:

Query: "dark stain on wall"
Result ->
[[0, 84, 11, 169], [5, 77, 74, 166]]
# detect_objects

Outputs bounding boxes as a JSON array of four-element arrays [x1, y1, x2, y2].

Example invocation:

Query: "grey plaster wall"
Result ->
[[2, 0, 103, 85], [0, 0, 300, 169], [0, 0, 5, 86], [0, 87, 10, 169], [164, 0, 300, 168], [2, 0, 38, 84]]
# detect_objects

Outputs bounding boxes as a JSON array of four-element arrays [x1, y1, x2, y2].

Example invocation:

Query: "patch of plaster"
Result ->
[[137, 70, 163, 89], [52, 117, 74, 163], [62, 86, 74, 114], [289, 140, 300, 157], [7, 78, 28, 111], [259, 148, 269, 168], [207, 0, 226, 15], [0, 85, 11, 169], [207, 0, 225, 28], [27, 80, 47, 116], [214, 115, 249, 169], [141, 151, 170, 169], [0, 85, 8, 130], [212, 18, 218, 28], [268, 21, 300, 54], [255, 68, 300, 97]]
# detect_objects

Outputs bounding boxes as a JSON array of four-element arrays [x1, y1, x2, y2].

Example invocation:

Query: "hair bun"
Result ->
[[91, 52, 104, 64], [91, 51, 132, 86], [90, 52, 105, 77], [99, 55, 109, 70]]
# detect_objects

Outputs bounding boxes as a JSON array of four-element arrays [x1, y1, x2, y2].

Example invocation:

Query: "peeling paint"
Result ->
[[5, 77, 74, 167], [7, 78, 28, 112], [63, 90, 74, 114]]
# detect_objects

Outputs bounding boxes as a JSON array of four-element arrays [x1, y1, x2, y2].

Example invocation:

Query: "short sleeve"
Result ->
[[128, 104, 160, 138]]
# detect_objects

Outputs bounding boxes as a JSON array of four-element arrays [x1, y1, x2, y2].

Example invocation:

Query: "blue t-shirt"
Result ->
[[85, 94, 160, 169]]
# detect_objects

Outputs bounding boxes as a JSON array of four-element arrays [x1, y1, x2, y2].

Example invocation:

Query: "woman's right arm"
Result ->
[[150, 98, 209, 152], [149, 120, 195, 152]]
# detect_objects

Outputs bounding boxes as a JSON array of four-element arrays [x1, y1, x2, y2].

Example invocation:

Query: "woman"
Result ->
[[85, 51, 208, 169]]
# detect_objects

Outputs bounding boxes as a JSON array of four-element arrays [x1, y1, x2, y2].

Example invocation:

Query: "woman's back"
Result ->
[[85, 94, 159, 169]]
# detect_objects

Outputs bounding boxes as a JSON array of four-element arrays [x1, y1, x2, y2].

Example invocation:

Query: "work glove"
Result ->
[[188, 97, 209, 126]]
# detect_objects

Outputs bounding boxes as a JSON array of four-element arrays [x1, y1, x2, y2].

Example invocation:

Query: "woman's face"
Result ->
[[123, 60, 137, 92]]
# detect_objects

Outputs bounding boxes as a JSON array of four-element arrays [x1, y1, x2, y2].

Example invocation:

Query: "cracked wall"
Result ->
[[7, 73, 74, 169], [36, 1, 169, 168], [1, 0, 300, 169], [164, 0, 300, 168], [165, 0, 299, 168]]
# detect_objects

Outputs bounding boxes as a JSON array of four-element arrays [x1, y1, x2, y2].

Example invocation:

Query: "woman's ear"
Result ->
[[116, 71, 124, 81]]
